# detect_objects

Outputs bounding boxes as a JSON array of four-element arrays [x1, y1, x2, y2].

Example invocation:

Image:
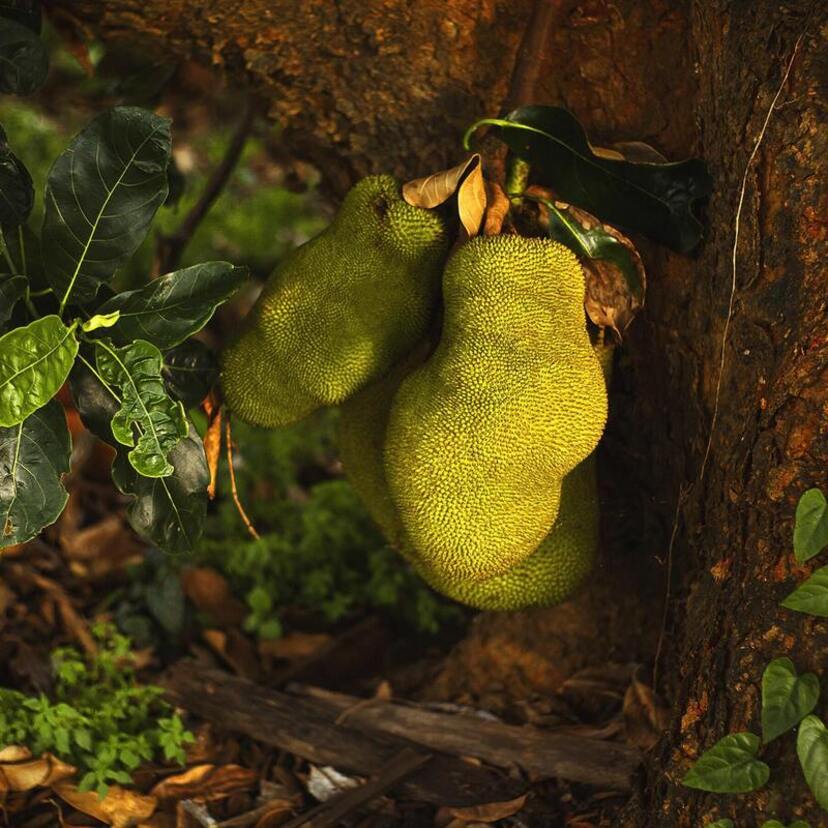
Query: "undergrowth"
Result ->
[[0, 624, 192, 797]]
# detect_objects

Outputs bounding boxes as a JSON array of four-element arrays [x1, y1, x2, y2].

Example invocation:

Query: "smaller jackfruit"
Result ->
[[384, 234, 608, 582], [221, 176, 449, 428]]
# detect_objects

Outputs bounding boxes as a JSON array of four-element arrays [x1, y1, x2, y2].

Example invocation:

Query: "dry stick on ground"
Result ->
[[163, 662, 525, 808], [155, 98, 256, 275], [163, 662, 640, 793]]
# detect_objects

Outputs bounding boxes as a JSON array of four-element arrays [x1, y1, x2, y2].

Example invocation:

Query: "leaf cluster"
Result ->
[[0, 624, 193, 798], [684, 488, 828, 821], [0, 21, 247, 552]]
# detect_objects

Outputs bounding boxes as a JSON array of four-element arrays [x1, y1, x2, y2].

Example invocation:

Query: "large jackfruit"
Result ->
[[221, 176, 449, 427], [384, 235, 607, 581]]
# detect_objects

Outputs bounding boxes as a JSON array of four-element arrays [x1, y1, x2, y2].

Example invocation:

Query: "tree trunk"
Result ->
[[45, 0, 828, 824]]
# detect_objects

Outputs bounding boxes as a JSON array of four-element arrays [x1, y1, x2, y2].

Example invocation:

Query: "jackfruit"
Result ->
[[384, 235, 607, 581], [414, 452, 598, 610], [221, 176, 449, 427]]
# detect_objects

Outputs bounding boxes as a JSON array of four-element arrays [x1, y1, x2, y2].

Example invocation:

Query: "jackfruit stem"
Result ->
[[505, 157, 531, 202]]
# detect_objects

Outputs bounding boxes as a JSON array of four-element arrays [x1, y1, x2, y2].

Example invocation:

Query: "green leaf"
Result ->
[[0, 18, 48, 95], [0, 315, 79, 427], [762, 657, 820, 743], [794, 488, 828, 563], [145, 571, 186, 635], [95, 339, 188, 478], [536, 197, 643, 298], [81, 311, 120, 333], [682, 732, 770, 793], [0, 274, 26, 328], [762, 821, 812, 828], [98, 262, 247, 349], [782, 565, 828, 617], [111, 425, 209, 553], [0, 399, 71, 547], [796, 715, 828, 810], [707, 821, 734, 828], [467, 106, 713, 253], [42, 107, 171, 309], [69, 355, 119, 445], [162, 340, 218, 408], [0, 125, 33, 225]]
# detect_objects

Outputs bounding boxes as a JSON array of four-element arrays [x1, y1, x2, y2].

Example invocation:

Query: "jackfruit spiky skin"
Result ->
[[414, 453, 598, 610], [220, 176, 449, 428], [384, 235, 608, 581]]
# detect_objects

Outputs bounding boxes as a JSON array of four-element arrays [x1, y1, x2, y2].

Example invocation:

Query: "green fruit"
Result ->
[[384, 235, 607, 581], [221, 176, 448, 427], [414, 453, 598, 610]]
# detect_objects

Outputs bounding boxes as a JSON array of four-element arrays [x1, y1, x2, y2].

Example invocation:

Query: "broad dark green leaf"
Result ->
[[0, 124, 33, 225], [42, 107, 171, 308], [3, 223, 47, 292], [0, 2, 42, 33], [68, 355, 119, 445], [0, 398, 70, 547], [468, 106, 712, 253], [0, 274, 26, 328], [0, 315, 78, 427], [0, 17, 47, 95], [98, 261, 247, 349], [797, 715, 828, 810], [682, 732, 769, 793], [95, 339, 188, 478], [782, 565, 828, 617], [145, 570, 186, 635], [111, 425, 209, 553], [761, 657, 820, 743], [794, 488, 828, 563], [162, 339, 218, 408]]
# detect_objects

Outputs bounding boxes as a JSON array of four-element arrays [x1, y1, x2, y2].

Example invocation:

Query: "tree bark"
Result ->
[[44, 0, 828, 824]]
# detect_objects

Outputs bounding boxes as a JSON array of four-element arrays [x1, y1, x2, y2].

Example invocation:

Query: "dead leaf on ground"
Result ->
[[623, 667, 670, 750], [150, 763, 257, 801], [181, 567, 247, 628], [202, 628, 261, 680], [483, 181, 510, 236], [258, 631, 332, 661], [55, 781, 156, 828], [0, 752, 76, 793], [402, 155, 480, 208], [449, 793, 528, 823]]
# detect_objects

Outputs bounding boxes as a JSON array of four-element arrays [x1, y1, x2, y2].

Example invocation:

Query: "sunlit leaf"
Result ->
[[0, 399, 71, 547], [782, 565, 828, 617], [0, 315, 78, 427], [682, 732, 769, 793], [467, 106, 712, 253], [42, 107, 170, 309], [81, 311, 120, 332], [796, 715, 828, 810], [794, 488, 828, 563], [0, 18, 47, 95], [761, 657, 820, 743], [98, 261, 247, 349], [457, 160, 486, 237], [402, 155, 481, 208], [95, 339, 188, 478]]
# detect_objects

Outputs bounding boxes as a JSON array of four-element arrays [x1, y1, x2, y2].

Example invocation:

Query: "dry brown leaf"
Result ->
[[180, 567, 247, 628], [612, 140, 668, 164], [483, 181, 510, 236], [590, 144, 625, 161], [373, 679, 392, 702], [150, 763, 257, 801], [402, 155, 480, 208], [258, 631, 331, 660], [55, 781, 156, 828], [623, 668, 670, 751], [0, 746, 31, 762], [203, 406, 222, 500], [564, 203, 646, 338], [457, 161, 487, 238], [202, 628, 261, 680], [449, 793, 528, 823], [0, 752, 75, 792]]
